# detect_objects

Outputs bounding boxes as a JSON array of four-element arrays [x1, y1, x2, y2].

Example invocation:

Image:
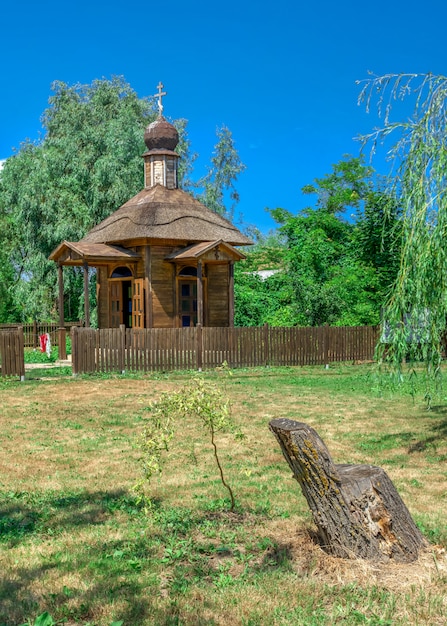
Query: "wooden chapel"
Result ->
[[50, 84, 252, 356]]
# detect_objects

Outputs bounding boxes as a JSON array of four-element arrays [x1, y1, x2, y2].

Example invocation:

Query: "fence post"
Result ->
[[324, 324, 330, 368], [119, 324, 126, 374], [58, 328, 67, 360], [264, 323, 270, 366], [71, 326, 78, 375], [83, 262, 90, 328], [18, 326, 25, 381], [197, 324, 203, 371], [33, 320, 38, 349], [57, 264, 66, 359]]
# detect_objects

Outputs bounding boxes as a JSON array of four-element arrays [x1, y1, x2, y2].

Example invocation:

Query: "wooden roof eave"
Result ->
[[165, 240, 246, 264], [49, 241, 141, 266]]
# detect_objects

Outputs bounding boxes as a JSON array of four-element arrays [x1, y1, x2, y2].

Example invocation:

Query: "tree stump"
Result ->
[[269, 418, 426, 562]]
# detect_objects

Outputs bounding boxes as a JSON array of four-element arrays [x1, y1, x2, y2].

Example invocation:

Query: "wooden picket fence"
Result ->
[[71, 324, 380, 375], [0, 327, 25, 379], [0, 321, 81, 348], [0, 323, 380, 378]]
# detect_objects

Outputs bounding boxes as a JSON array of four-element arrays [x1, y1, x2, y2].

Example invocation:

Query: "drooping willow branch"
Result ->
[[357, 73, 447, 382]]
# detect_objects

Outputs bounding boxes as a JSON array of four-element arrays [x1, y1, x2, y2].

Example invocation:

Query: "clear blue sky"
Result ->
[[1, 0, 446, 233]]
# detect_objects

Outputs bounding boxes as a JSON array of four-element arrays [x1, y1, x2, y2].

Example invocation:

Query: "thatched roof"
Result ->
[[81, 184, 252, 246]]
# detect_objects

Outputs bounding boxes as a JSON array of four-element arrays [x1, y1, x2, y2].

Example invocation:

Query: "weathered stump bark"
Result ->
[[269, 418, 426, 562]]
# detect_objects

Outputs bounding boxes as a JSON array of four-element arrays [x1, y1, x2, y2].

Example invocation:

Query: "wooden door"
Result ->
[[132, 279, 145, 329], [110, 282, 123, 327]]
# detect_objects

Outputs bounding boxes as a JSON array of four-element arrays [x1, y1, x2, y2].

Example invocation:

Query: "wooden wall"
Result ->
[[94, 245, 234, 329], [97, 266, 109, 328], [207, 264, 229, 327], [151, 245, 176, 327], [144, 155, 177, 189]]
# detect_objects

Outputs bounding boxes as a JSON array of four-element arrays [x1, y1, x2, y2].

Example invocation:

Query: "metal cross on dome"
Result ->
[[153, 81, 167, 115]]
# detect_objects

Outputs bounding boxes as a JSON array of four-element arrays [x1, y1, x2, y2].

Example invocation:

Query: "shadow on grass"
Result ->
[[257, 542, 293, 570], [0, 489, 134, 542], [357, 431, 415, 453], [1, 490, 270, 625], [0, 543, 157, 626], [356, 407, 447, 455], [405, 406, 447, 453], [425, 406, 447, 433], [0, 489, 199, 625]]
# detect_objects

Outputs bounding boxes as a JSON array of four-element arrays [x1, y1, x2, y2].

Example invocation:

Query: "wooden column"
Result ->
[[228, 262, 235, 327], [173, 268, 178, 328], [197, 260, 204, 327], [145, 245, 153, 328], [33, 320, 38, 348], [173, 272, 178, 328], [58, 264, 67, 360], [83, 262, 90, 328]]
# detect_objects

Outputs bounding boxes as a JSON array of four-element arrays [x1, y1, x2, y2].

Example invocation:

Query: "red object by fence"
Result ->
[[39, 334, 47, 353]]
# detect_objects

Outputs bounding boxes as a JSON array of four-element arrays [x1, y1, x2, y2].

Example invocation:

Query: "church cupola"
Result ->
[[143, 82, 180, 189]]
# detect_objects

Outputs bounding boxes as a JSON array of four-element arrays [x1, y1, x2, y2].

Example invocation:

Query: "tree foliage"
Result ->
[[0, 77, 155, 321], [302, 155, 373, 215], [235, 157, 402, 328], [195, 125, 246, 220], [358, 73, 447, 376]]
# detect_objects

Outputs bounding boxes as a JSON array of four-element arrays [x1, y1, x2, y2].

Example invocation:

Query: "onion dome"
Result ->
[[142, 83, 180, 189], [144, 116, 179, 151]]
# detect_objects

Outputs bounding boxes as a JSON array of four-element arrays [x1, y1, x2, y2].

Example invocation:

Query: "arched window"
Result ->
[[178, 266, 197, 277], [111, 266, 133, 278]]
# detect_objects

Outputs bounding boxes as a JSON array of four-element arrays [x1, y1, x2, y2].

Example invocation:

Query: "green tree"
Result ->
[[234, 157, 401, 328], [137, 374, 241, 511], [353, 187, 402, 303], [195, 125, 246, 219], [234, 266, 294, 327], [0, 170, 20, 321], [270, 206, 357, 325], [0, 78, 156, 321], [234, 230, 289, 326], [302, 155, 373, 215], [0, 227, 19, 322], [358, 72, 447, 375]]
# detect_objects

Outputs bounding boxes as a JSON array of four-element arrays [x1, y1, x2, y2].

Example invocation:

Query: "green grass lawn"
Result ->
[[0, 364, 446, 625]]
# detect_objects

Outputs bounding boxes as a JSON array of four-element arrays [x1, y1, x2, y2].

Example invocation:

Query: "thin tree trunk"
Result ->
[[210, 424, 235, 511]]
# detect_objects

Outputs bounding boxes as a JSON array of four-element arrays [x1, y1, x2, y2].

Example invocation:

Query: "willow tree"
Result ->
[[358, 73, 447, 381]]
